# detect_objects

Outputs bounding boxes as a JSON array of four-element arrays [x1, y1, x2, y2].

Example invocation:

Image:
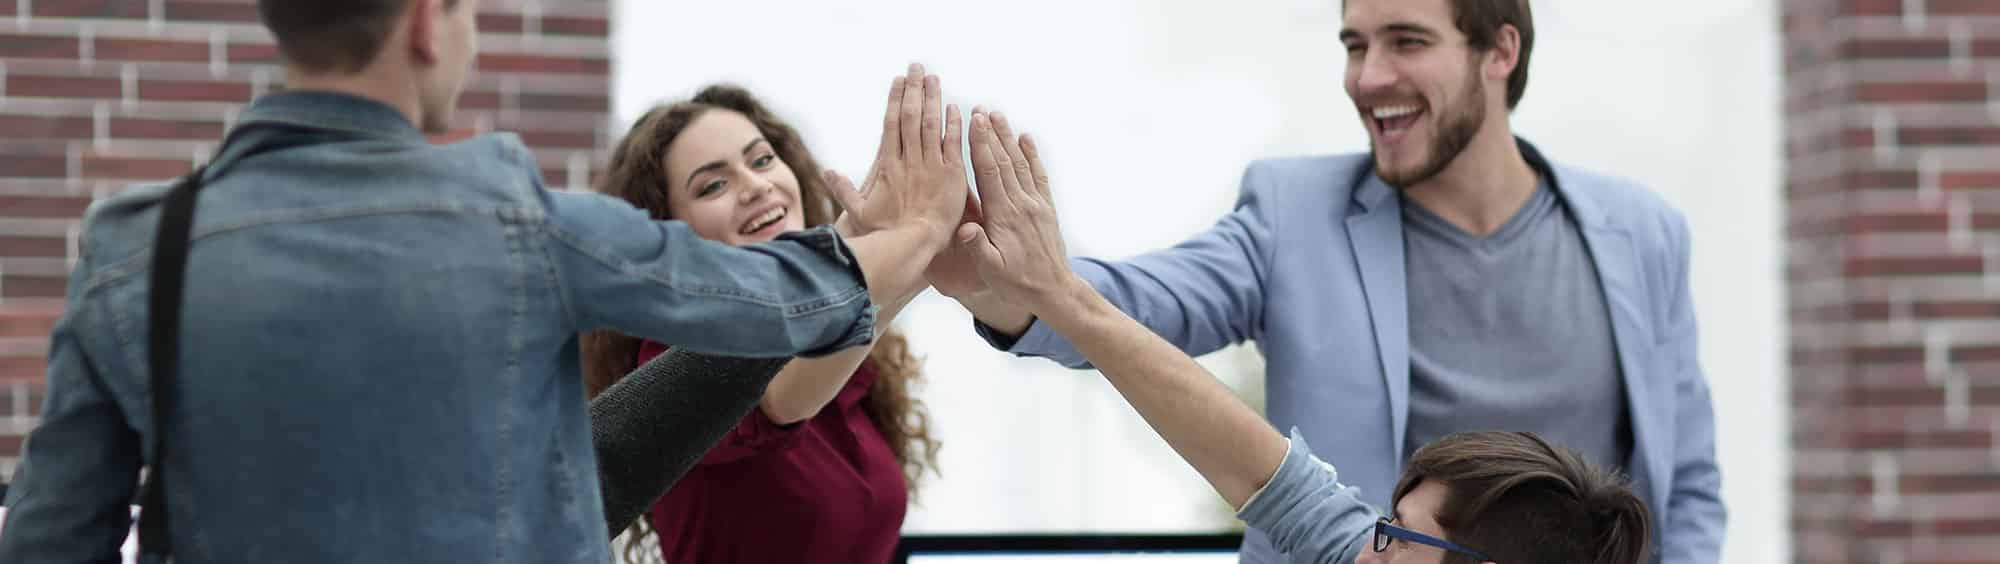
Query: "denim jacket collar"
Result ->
[[234, 90, 428, 145]]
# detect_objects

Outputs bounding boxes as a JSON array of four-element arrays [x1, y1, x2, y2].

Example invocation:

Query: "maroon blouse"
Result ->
[[638, 340, 908, 564]]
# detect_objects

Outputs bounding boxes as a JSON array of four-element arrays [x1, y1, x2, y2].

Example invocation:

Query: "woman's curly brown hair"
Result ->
[[579, 84, 941, 564]]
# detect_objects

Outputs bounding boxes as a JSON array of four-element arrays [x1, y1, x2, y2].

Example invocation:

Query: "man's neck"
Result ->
[[284, 67, 425, 130], [1397, 118, 1540, 237]]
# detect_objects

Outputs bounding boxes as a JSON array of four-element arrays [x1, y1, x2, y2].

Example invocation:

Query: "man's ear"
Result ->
[[406, 0, 441, 67], [1485, 24, 1522, 83]]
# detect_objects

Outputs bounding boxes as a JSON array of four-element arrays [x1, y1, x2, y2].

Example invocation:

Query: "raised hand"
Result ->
[[825, 64, 966, 245], [957, 110, 1083, 316]]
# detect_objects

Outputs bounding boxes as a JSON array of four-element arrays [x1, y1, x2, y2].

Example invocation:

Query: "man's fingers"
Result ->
[[1020, 134, 1053, 202], [879, 76, 904, 162], [822, 170, 864, 215], [962, 223, 1006, 277], [921, 75, 944, 163], [989, 112, 1037, 200], [899, 64, 926, 161], [943, 103, 964, 167], [981, 112, 1024, 198], [969, 111, 1013, 214]]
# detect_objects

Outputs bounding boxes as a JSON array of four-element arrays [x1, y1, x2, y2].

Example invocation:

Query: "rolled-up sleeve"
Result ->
[[1236, 428, 1379, 564], [540, 190, 875, 358]]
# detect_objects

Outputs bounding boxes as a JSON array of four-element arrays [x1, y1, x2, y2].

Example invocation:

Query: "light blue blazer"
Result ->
[[994, 140, 1724, 563]]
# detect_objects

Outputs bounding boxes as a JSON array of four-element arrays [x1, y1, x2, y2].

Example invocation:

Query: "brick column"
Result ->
[[1786, 1, 2000, 562], [0, 0, 614, 475]]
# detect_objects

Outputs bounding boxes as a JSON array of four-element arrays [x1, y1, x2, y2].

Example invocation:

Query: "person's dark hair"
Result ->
[[580, 84, 942, 564], [1393, 431, 1651, 564], [257, 0, 459, 74], [1451, 0, 1534, 109]]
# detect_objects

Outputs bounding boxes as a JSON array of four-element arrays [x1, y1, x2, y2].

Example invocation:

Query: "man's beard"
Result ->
[[1374, 67, 1487, 188]]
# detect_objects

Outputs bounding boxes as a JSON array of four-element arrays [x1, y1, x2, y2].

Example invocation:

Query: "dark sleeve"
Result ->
[[590, 348, 791, 537]]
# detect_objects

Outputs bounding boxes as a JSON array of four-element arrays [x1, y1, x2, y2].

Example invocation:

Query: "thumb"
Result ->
[[823, 170, 864, 215], [961, 222, 1004, 270]]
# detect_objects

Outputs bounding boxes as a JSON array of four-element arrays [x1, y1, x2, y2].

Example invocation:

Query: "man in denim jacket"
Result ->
[[0, 1, 969, 562]]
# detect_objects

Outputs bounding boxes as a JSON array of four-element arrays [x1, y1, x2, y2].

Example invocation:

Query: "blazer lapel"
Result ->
[[1345, 173, 1411, 461]]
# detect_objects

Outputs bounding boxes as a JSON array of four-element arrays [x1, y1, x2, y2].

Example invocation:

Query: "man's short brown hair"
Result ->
[[1450, 0, 1534, 109], [1394, 431, 1652, 564], [257, 0, 458, 74]]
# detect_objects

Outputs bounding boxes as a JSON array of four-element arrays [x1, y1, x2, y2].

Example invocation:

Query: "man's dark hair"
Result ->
[[257, 0, 459, 74], [1394, 431, 1652, 564], [1451, 0, 1534, 109]]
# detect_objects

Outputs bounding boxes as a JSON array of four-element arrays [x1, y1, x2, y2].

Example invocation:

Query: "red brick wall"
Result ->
[[0, 0, 613, 476], [1786, 1, 2000, 562]]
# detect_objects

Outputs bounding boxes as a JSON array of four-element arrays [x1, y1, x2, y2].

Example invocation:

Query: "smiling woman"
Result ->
[[580, 84, 941, 564]]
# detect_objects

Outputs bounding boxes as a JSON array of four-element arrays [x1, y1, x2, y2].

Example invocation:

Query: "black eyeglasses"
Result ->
[[1373, 517, 1490, 561]]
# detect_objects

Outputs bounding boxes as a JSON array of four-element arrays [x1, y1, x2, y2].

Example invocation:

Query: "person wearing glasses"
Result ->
[[943, 108, 1653, 564]]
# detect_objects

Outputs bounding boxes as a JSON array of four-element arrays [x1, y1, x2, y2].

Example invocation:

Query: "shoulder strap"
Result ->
[[137, 166, 207, 556]]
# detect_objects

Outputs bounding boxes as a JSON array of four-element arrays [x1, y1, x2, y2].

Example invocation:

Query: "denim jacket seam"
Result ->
[[538, 219, 842, 309], [81, 203, 497, 294]]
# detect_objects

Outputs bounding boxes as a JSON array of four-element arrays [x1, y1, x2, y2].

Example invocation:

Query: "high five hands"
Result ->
[[826, 64, 1083, 321]]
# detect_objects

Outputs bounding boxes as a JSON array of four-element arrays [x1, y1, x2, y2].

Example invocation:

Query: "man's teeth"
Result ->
[[1371, 105, 1422, 119], [741, 208, 785, 234]]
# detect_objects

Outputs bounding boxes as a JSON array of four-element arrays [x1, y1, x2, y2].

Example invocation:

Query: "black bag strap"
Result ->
[[137, 165, 208, 556], [130, 121, 367, 557]]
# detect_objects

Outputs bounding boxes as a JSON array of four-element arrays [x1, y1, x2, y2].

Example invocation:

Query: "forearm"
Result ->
[[1035, 279, 1288, 508], [846, 223, 947, 314], [759, 289, 916, 424], [955, 292, 1034, 339], [590, 349, 790, 536]]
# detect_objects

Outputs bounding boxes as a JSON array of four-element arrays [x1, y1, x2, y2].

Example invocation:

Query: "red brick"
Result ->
[[139, 79, 253, 103], [0, 306, 59, 338], [0, 195, 90, 218], [1843, 256, 1986, 276], [1898, 127, 2000, 146], [0, 236, 65, 258], [31, 0, 147, 19], [477, 54, 609, 75], [1841, 212, 1945, 234], [1942, 172, 2000, 190], [1841, 0, 1902, 16], [458, 91, 502, 110], [0, 115, 93, 140], [162, 0, 261, 23], [0, 274, 65, 299], [478, 13, 525, 34], [1931, 0, 2000, 14], [110, 117, 226, 140], [1849, 170, 1919, 190], [1843, 39, 1950, 60], [0, 1, 12, 16], [541, 16, 609, 37], [95, 38, 212, 63], [9, 75, 123, 99], [0, 34, 81, 60], [228, 43, 282, 64], [514, 129, 597, 149], [1855, 82, 1989, 103], [0, 155, 70, 178], [81, 155, 191, 180], [518, 93, 609, 113], [1977, 39, 2000, 58]]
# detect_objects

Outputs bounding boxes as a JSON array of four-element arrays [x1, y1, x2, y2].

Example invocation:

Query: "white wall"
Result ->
[[612, 1, 1785, 562]]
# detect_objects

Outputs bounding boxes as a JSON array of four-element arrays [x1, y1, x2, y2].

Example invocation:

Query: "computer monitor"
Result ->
[[896, 533, 1242, 564]]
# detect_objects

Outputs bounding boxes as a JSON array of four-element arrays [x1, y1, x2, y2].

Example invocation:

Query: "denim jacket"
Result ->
[[0, 91, 876, 563]]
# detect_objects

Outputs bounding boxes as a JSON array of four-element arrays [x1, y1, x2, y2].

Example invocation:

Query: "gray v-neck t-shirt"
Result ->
[[1399, 181, 1633, 470]]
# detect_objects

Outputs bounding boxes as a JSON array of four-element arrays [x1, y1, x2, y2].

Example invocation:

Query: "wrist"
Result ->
[[1031, 274, 1103, 328]]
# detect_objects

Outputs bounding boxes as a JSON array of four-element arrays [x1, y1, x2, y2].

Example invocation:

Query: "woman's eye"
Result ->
[[698, 180, 725, 197], [752, 154, 775, 168]]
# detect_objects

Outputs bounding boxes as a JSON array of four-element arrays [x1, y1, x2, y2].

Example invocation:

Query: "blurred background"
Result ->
[[0, 0, 1990, 562]]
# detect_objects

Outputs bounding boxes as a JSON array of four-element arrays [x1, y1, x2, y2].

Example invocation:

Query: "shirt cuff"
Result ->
[[1236, 437, 1293, 512], [780, 226, 879, 358]]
